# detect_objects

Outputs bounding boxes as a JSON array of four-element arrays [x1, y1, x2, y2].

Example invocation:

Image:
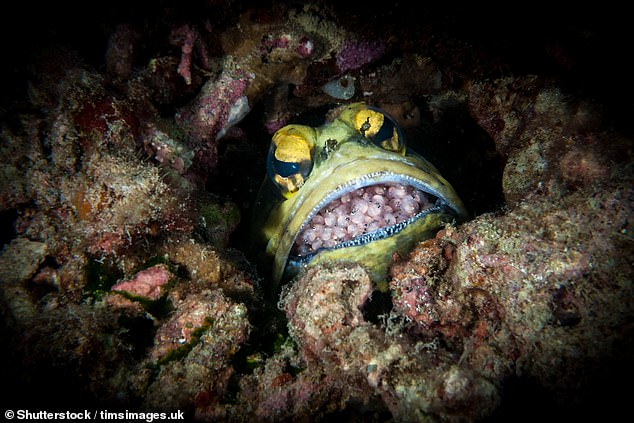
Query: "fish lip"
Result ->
[[287, 204, 448, 267], [287, 171, 458, 260]]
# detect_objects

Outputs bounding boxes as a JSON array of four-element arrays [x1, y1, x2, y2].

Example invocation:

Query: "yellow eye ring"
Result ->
[[273, 133, 312, 163], [353, 108, 384, 138], [338, 103, 406, 154], [268, 125, 317, 197]]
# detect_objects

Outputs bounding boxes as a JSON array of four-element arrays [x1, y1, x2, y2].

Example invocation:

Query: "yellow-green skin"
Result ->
[[256, 106, 468, 291]]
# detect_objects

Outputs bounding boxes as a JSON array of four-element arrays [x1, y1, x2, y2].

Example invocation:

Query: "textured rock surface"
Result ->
[[0, 1, 631, 421]]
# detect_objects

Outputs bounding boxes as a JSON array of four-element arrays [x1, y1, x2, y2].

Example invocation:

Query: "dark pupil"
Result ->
[[273, 159, 300, 178], [372, 118, 394, 145], [360, 119, 371, 137]]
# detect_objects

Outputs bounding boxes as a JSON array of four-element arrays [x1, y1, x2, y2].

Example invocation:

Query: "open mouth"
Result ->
[[291, 182, 443, 257]]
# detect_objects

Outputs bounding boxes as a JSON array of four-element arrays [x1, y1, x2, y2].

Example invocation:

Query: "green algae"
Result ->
[[83, 257, 123, 302], [157, 317, 215, 365]]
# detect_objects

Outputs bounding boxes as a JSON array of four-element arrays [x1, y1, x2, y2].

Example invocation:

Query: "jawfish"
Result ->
[[253, 103, 468, 291]]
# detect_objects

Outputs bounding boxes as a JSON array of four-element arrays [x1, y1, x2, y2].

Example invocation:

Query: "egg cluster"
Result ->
[[293, 183, 435, 256]]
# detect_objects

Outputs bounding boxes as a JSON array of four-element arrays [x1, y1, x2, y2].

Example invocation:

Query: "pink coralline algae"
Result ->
[[296, 36, 315, 58], [260, 33, 290, 51], [277, 263, 500, 421], [281, 265, 373, 365], [142, 125, 195, 174], [174, 25, 196, 85], [111, 264, 172, 300], [149, 282, 250, 363], [145, 288, 250, 414], [170, 24, 211, 86], [336, 40, 386, 73], [176, 68, 252, 143], [1, 2, 632, 421]]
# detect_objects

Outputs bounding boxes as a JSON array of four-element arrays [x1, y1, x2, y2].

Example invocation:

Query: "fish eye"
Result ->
[[352, 106, 406, 154], [267, 125, 316, 198]]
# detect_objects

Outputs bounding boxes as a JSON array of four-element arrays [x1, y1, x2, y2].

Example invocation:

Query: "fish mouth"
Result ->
[[290, 172, 453, 259]]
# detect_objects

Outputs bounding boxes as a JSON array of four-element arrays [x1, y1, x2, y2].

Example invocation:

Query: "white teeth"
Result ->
[[292, 183, 436, 256]]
